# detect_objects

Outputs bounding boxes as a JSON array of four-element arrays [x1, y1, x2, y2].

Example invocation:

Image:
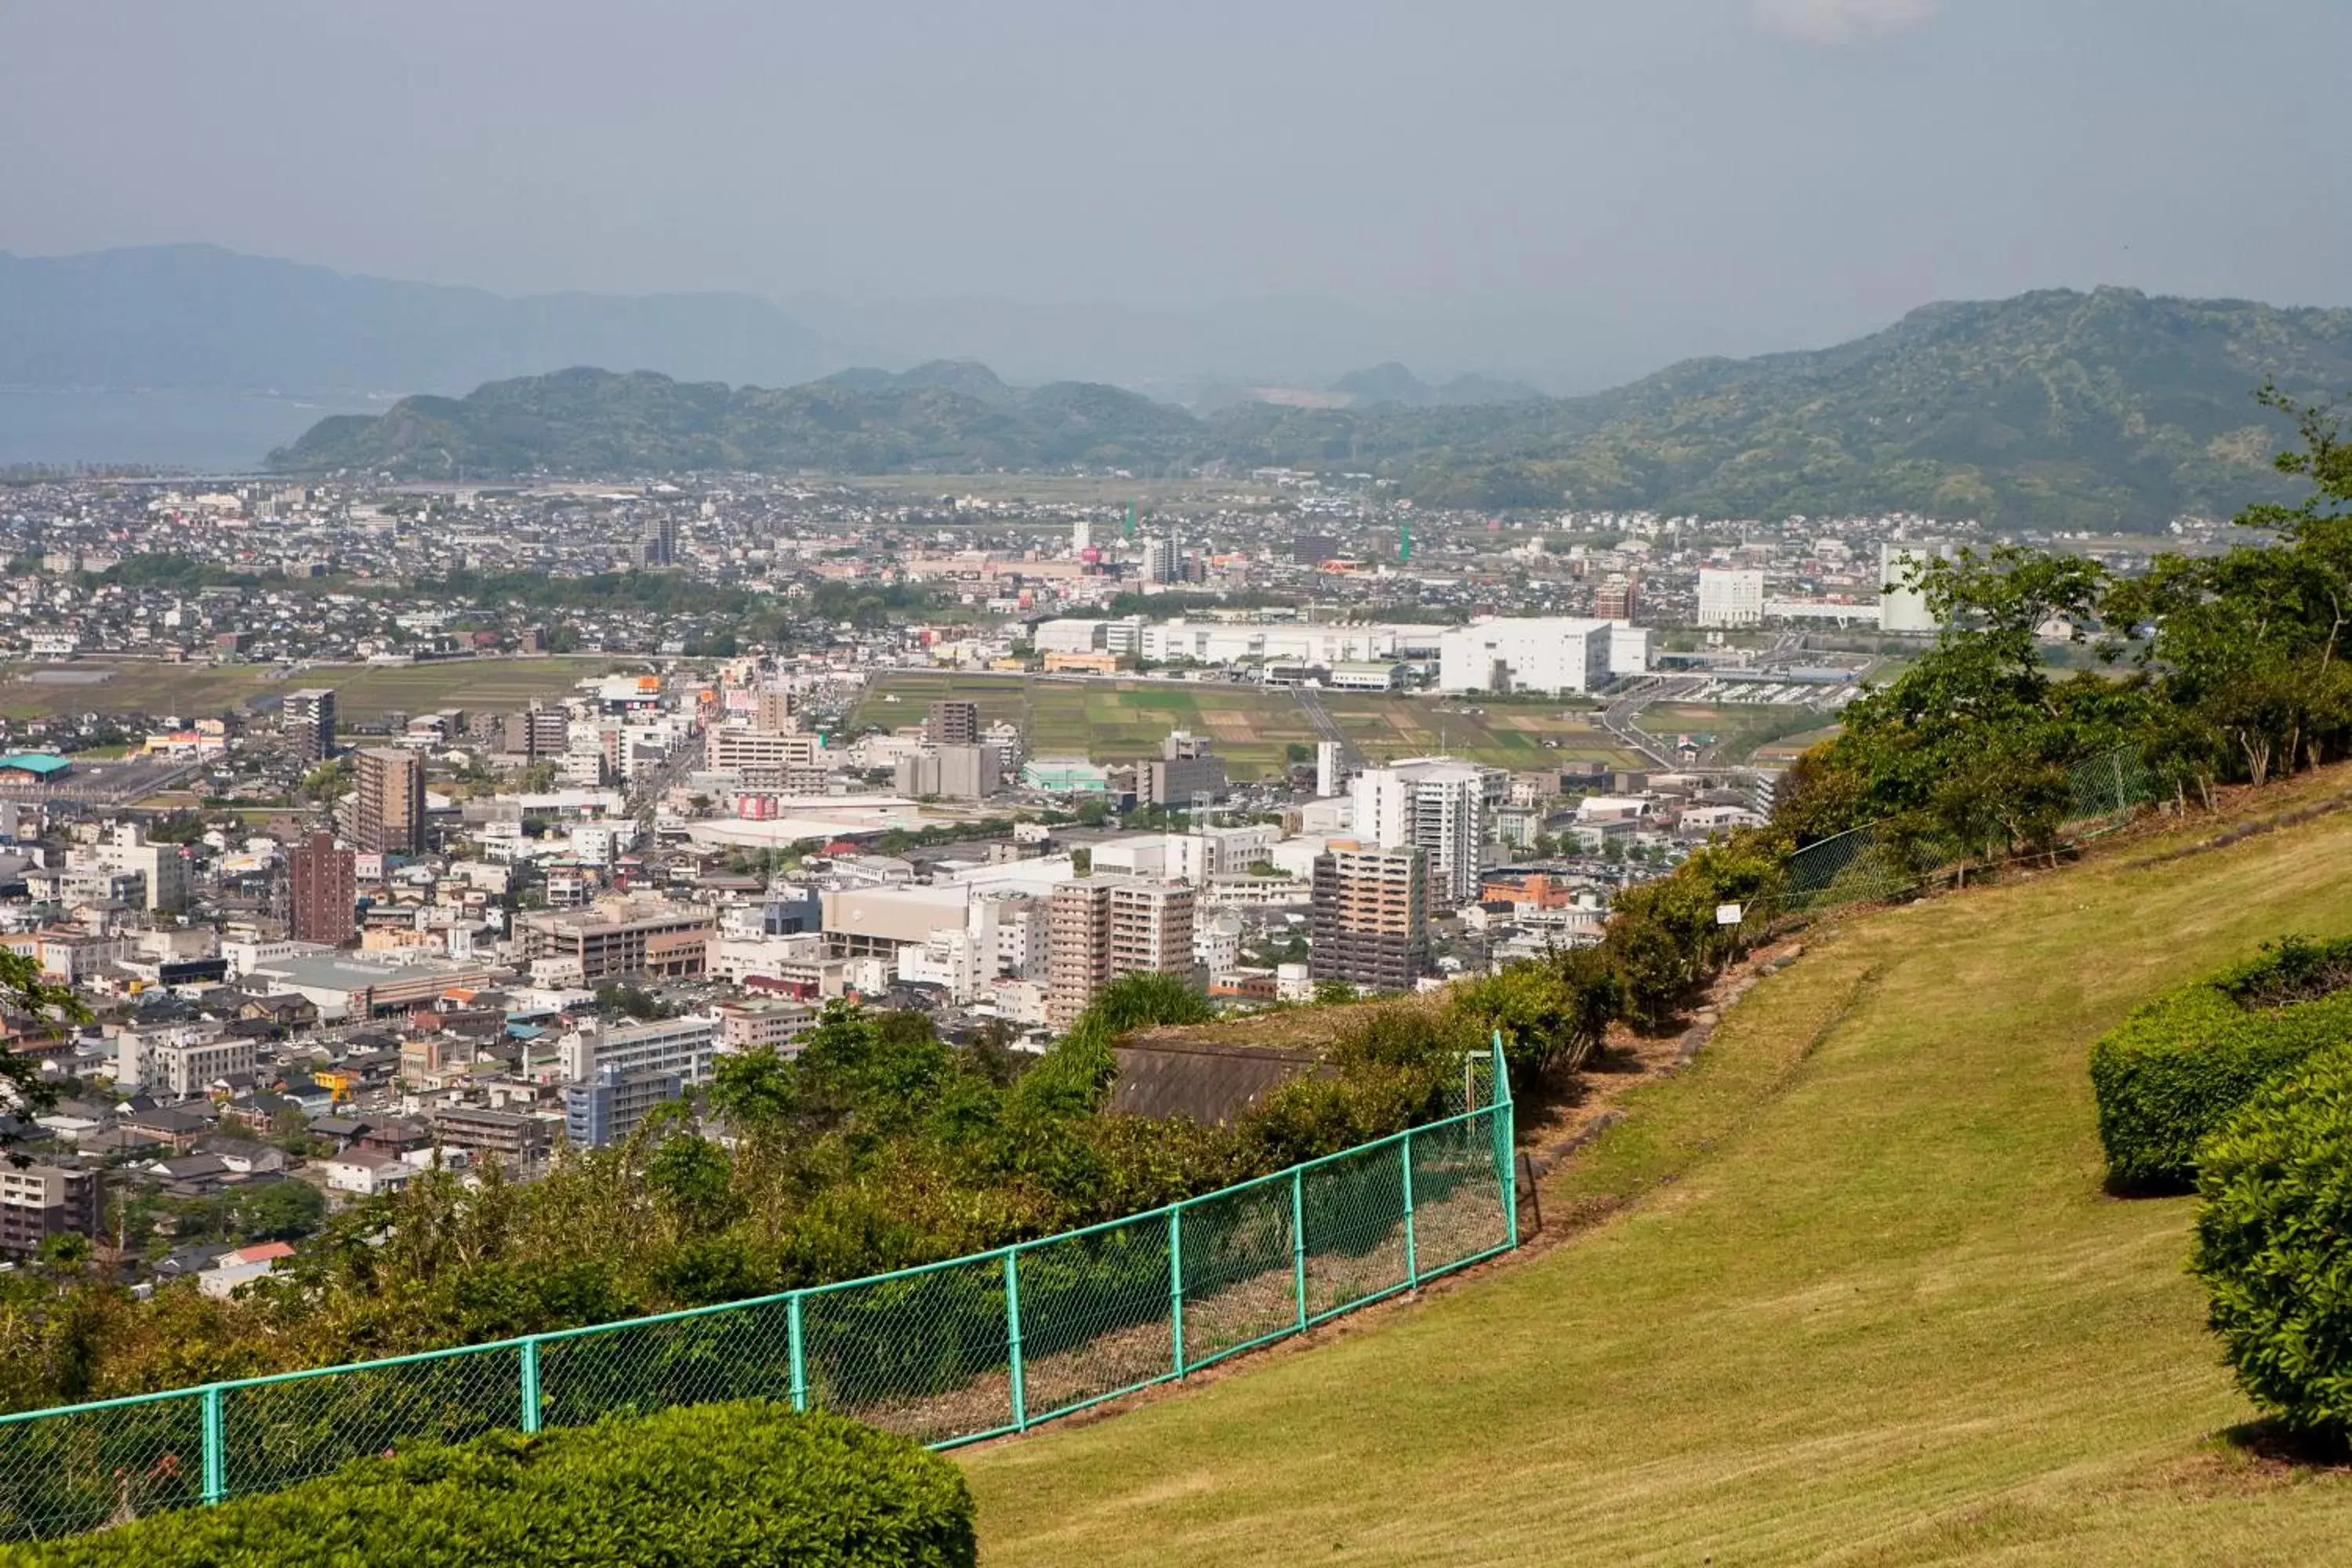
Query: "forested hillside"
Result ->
[[274, 288, 2352, 529]]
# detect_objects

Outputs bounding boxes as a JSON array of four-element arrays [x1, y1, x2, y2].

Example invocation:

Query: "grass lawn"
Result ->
[[0, 657, 625, 723], [964, 774, 2352, 1565]]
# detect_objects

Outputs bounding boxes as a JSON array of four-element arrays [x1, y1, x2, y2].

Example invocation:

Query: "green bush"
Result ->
[[2191, 1042, 2352, 1441], [2089, 936, 2352, 1192], [3, 1401, 975, 1568]]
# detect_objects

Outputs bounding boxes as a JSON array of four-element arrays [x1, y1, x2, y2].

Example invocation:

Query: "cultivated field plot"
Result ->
[[1320, 694, 1643, 771], [853, 673, 1319, 780], [0, 657, 624, 724], [844, 670, 1031, 735], [967, 773, 2352, 1565], [1643, 700, 1826, 764]]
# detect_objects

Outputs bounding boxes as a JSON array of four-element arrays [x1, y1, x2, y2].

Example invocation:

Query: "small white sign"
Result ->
[[1715, 902, 1744, 927]]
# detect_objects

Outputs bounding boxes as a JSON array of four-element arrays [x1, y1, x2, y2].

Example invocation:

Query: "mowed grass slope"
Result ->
[[967, 782, 2352, 1566]]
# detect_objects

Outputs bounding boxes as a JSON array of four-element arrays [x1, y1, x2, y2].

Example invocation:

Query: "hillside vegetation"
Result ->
[[274, 289, 2352, 528], [963, 774, 2352, 1566]]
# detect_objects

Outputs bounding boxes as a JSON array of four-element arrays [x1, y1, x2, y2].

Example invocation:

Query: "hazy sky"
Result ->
[[5, 0, 2350, 372]]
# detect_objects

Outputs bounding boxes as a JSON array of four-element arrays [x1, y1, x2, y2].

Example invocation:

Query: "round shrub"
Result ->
[[3, 1401, 975, 1568], [2089, 935, 2352, 1192], [2191, 1042, 2352, 1441]]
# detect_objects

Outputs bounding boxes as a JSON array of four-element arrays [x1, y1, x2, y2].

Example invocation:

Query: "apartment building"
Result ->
[[1308, 847, 1430, 993], [287, 831, 357, 945], [1045, 877, 1196, 1029], [557, 1013, 721, 1086], [0, 1164, 100, 1256], [353, 746, 426, 856], [281, 688, 336, 762]]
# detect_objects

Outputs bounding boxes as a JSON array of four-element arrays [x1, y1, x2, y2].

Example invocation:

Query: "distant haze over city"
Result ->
[[3, 1, 2348, 410]]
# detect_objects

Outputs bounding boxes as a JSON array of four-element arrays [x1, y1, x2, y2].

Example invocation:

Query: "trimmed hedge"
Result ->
[[2, 1401, 975, 1567], [2192, 1042, 2352, 1440], [2089, 936, 2352, 1192]]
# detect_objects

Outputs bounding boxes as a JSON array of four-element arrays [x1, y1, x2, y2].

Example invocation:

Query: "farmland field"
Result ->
[[967, 770, 2352, 1565], [851, 673, 1647, 780], [0, 656, 630, 724], [1322, 693, 1643, 771]]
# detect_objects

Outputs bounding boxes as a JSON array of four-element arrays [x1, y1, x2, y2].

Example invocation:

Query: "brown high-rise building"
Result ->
[[500, 705, 570, 758], [1308, 847, 1430, 993], [352, 747, 426, 857], [924, 700, 981, 746], [282, 688, 337, 763], [753, 687, 803, 735], [1046, 880, 1112, 1029], [1046, 877, 1196, 1029], [287, 831, 357, 945], [1594, 575, 1640, 623]]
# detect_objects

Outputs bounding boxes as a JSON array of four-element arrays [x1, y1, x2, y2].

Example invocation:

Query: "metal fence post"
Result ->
[[518, 1338, 542, 1433], [1004, 1250, 1028, 1431], [787, 1293, 808, 1413], [1290, 1166, 1308, 1330], [1495, 1029, 1519, 1250], [1400, 1129, 1418, 1290], [200, 1385, 225, 1506], [1168, 1207, 1186, 1378]]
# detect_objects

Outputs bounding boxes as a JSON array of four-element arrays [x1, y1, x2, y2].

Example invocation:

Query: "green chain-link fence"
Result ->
[[1780, 743, 2160, 915], [0, 1038, 1515, 1542]]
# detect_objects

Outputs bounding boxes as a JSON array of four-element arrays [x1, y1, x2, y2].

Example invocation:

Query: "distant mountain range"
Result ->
[[0, 245, 835, 394], [276, 362, 1201, 477], [274, 288, 2352, 528]]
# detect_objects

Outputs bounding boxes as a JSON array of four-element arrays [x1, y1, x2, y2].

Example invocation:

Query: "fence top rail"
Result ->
[[0, 1096, 1512, 1428]]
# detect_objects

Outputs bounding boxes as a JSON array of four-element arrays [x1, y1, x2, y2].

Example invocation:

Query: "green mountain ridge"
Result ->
[[274, 287, 2352, 527]]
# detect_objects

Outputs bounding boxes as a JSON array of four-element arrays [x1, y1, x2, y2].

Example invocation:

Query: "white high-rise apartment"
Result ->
[[1696, 568, 1766, 628], [1350, 758, 1490, 904], [1878, 543, 1945, 633]]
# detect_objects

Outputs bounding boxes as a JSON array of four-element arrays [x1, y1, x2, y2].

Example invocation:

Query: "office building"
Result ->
[[282, 688, 336, 762], [924, 700, 981, 746], [287, 831, 358, 945], [353, 747, 426, 857], [1351, 759, 1490, 904], [1139, 731, 1228, 809], [1309, 847, 1430, 993], [517, 895, 717, 982], [894, 744, 1001, 800], [1436, 618, 1615, 695], [1697, 568, 1766, 628], [709, 727, 822, 774]]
